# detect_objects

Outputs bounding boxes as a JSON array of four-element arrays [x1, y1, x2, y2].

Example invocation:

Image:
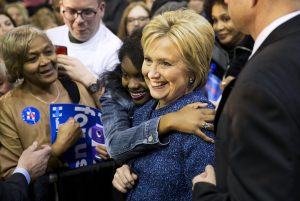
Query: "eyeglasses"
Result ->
[[62, 7, 98, 21], [127, 16, 149, 25]]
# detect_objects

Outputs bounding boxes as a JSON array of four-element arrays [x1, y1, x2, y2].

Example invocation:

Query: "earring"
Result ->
[[189, 78, 194, 84]]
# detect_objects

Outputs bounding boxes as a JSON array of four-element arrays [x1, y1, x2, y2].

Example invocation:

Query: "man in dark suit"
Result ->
[[192, 0, 300, 200], [0, 141, 51, 201]]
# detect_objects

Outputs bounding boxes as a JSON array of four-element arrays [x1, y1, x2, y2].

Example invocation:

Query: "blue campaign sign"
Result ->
[[205, 63, 222, 102], [205, 72, 221, 102], [50, 104, 104, 169]]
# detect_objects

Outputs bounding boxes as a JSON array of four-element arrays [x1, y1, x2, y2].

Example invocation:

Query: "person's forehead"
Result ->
[[128, 6, 149, 17], [0, 15, 11, 23], [61, 0, 99, 8], [7, 6, 20, 12], [28, 36, 51, 51]]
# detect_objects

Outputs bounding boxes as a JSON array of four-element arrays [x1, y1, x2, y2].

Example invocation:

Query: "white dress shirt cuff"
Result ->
[[13, 167, 31, 184]]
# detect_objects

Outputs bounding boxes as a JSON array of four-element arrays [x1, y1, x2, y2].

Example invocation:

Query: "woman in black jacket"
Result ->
[[204, 0, 254, 90]]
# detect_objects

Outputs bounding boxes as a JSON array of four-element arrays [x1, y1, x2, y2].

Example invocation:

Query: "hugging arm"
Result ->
[[101, 91, 215, 164], [101, 91, 163, 164]]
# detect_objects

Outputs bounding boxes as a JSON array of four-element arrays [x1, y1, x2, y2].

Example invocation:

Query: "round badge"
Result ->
[[22, 107, 40, 124]]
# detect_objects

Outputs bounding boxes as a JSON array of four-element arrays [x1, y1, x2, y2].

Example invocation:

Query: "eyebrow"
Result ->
[[63, 6, 98, 10], [27, 44, 52, 53]]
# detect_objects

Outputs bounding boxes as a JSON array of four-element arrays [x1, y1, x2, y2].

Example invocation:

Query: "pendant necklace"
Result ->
[[30, 82, 60, 104]]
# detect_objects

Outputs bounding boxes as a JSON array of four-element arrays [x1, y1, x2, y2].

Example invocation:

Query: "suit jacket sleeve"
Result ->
[[193, 182, 229, 201], [0, 173, 29, 201], [195, 16, 300, 201], [194, 80, 299, 201]]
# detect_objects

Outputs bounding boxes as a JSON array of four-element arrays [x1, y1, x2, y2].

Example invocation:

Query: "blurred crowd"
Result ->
[[0, 0, 299, 201]]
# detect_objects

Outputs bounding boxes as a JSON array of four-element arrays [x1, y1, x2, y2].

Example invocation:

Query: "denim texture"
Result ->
[[100, 89, 167, 164]]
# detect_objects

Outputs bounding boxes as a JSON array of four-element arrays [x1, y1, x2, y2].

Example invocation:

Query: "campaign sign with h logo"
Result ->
[[50, 104, 104, 169]]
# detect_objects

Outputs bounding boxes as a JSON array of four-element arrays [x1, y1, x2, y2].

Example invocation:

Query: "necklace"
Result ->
[[30, 82, 60, 104]]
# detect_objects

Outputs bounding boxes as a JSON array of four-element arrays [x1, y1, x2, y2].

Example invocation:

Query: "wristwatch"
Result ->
[[87, 79, 101, 93]]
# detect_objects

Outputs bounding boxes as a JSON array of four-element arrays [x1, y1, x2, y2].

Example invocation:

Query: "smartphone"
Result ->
[[55, 45, 68, 55]]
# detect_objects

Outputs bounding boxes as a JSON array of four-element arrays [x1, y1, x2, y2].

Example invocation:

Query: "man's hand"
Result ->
[[17, 141, 52, 181], [192, 165, 216, 189]]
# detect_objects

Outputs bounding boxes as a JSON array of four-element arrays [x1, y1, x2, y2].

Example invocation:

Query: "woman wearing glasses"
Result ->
[[117, 1, 150, 41]]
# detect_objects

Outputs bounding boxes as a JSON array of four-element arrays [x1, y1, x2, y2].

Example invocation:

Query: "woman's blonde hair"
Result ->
[[0, 25, 53, 82], [142, 9, 215, 89], [30, 7, 58, 30], [117, 1, 150, 41], [4, 2, 30, 26]]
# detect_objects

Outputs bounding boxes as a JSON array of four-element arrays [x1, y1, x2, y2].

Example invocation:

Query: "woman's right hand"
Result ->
[[95, 144, 110, 160], [159, 102, 215, 143], [57, 54, 97, 87], [52, 118, 82, 156], [112, 164, 138, 193]]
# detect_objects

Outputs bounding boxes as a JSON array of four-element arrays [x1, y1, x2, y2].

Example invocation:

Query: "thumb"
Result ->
[[205, 164, 215, 175], [28, 141, 38, 151], [40, 144, 52, 153], [59, 118, 75, 128], [132, 173, 138, 180], [67, 117, 75, 123]]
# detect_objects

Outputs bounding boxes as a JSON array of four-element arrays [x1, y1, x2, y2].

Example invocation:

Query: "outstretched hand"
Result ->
[[17, 141, 52, 181]]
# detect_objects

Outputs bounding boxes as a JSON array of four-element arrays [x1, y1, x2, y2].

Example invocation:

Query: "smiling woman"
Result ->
[[112, 9, 216, 201], [99, 28, 215, 167], [211, 2, 244, 47], [204, 0, 253, 90], [0, 25, 98, 178]]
